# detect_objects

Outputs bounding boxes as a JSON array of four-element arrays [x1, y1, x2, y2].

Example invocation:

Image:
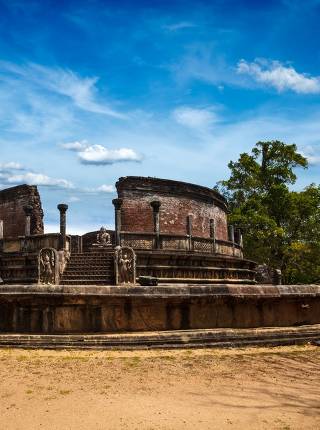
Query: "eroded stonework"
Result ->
[[115, 246, 136, 285], [0, 184, 43, 238], [38, 248, 59, 285]]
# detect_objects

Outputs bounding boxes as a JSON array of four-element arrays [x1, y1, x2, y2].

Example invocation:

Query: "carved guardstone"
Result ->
[[38, 248, 59, 285], [114, 246, 136, 285]]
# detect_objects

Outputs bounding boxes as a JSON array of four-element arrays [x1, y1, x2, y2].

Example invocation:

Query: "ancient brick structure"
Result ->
[[0, 184, 43, 238], [0, 177, 319, 345], [116, 176, 228, 239]]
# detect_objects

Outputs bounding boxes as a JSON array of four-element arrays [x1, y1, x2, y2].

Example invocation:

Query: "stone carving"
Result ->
[[273, 269, 282, 285], [38, 248, 59, 285], [58, 250, 70, 275], [115, 246, 136, 285], [92, 227, 112, 248], [255, 264, 282, 285]]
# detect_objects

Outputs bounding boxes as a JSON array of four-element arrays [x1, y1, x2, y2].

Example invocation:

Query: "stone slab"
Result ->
[[0, 324, 318, 350]]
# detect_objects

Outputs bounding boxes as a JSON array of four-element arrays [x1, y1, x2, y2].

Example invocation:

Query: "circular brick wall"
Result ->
[[116, 177, 228, 240]]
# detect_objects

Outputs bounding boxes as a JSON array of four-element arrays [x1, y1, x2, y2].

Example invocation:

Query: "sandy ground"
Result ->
[[0, 345, 319, 430]]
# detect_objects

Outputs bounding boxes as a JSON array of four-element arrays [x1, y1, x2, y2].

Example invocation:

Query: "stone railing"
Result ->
[[1, 234, 71, 254], [119, 231, 243, 258]]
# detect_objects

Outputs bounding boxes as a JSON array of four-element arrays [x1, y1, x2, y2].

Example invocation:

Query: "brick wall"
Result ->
[[116, 177, 228, 240], [0, 185, 44, 238]]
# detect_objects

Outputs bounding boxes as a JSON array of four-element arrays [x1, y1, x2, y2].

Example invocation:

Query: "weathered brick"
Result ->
[[116, 177, 228, 240], [0, 184, 44, 238]]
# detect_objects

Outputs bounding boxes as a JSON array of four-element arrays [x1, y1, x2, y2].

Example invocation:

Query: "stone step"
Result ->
[[68, 261, 113, 266], [0, 325, 318, 350], [70, 252, 114, 256], [62, 270, 112, 275], [69, 259, 113, 263], [61, 251, 115, 286], [60, 279, 113, 285], [65, 265, 113, 270], [0, 278, 38, 284], [66, 264, 112, 268], [61, 274, 113, 280]]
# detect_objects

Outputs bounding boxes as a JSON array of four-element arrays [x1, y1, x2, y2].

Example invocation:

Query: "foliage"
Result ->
[[216, 140, 320, 284]]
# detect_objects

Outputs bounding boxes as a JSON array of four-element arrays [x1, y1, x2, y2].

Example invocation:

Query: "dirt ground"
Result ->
[[0, 344, 319, 430]]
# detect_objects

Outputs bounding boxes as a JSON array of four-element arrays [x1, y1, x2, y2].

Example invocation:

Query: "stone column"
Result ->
[[23, 204, 33, 236], [237, 228, 243, 247], [112, 198, 123, 246], [237, 228, 243, 258], [0, 220, 3, 240], [228, 225, 235, 256], [150, 200, 161, 249], [209, 218, 216, 253], [187, 215, 193, 251], [57, 203, 68, 250]]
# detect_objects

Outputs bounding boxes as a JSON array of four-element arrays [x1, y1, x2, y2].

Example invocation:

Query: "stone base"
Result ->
[[0, 325, 318, 349], [0, 284, 319, 335]]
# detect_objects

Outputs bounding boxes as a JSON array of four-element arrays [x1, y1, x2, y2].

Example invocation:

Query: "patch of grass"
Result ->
[[61, 356, 89, 362], [125, 357, 141, 367], [44, 396, 57, 401], [59, 389, 72, 395], [16, 355, 28, 362], [161, 355, 176, 361]]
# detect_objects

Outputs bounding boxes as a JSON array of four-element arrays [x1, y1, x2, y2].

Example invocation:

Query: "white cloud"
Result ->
[[96, 184, 115, 193], [60, 140, 88, 151], [79, 145, 142, 165], [170, 46, 239, 88], [62, 142, 142, 165], [300, 145, 320, 165], [0, 61, 126, 119], [0, 162, 73, 189], [80, 184, 115, 193], [237, 59, 320, 94], [68, 196, 81, 202], [172, 106, 219, 129], [163, 21, 195, 31], [0, 162, 25, 170], [6, 172, 74, 188]]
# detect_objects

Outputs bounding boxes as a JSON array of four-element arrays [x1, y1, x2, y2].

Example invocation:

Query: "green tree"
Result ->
[[217, 140, 320, 284]]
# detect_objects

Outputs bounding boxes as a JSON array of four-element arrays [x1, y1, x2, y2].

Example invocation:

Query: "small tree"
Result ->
[[216, 140, 320, 283]]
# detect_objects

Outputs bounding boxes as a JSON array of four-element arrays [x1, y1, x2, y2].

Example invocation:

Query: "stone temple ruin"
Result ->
[[0, 176, 319, 348]]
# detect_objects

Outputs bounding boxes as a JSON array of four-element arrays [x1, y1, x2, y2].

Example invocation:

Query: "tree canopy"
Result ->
[[216, 140, 320, 284]]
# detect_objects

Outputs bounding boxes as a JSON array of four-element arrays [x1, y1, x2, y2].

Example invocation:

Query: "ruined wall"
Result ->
[[0, 284, 319, 334], [0, 184, 44, 238], [116, 176, 229, 240]]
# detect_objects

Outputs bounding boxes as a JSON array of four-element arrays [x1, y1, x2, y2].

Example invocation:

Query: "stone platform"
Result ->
[[0, 284, 319, 336], [0, 324, 319, 349]]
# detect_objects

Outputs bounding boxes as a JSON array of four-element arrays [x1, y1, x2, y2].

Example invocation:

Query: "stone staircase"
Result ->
[[60, 250, 115, 285]]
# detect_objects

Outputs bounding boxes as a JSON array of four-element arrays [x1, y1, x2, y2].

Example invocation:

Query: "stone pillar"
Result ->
[[23, 204, 33, 236], [57, 203, 68, 250], [0, 220, 3, 239], [112, 198, 123, 246], [210, 218, 216, 253], [237, 228, 243, 258], [228, 225, 235, 256], [187, 215, 193, 251], [150, 200, 161, 249]]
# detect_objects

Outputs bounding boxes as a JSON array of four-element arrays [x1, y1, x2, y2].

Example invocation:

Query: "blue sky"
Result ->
[[1, 0, 320, 233]]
